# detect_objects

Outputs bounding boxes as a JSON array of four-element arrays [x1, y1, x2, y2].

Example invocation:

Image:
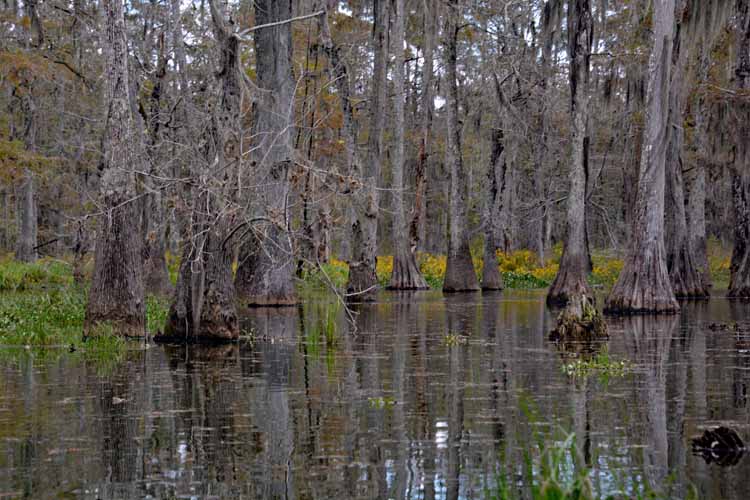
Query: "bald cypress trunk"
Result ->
[[346, 0, 388, 301], [84, 0, 146, 338], [605, 0, 679, 314], [389, 0, 428, 290], [442, 0, 480, 292], [160, 0, 239, 342], [481, 128, 508, 290], [143, 41, 172, 297], [688, 54, 712, 290], [14, 168, 37, 262], [547, 0, 594, 307], [729, 0, 750, 298], [410, 0, 436, 254], [665, 1, 709, 299], [235, 0, 298, 306]]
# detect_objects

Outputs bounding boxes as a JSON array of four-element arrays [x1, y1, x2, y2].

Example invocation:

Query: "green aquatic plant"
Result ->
[[443, 332, 468, 347], [0, 288, 172, 347], [561, 349, 633, 380], [367, 396, 395, 409]]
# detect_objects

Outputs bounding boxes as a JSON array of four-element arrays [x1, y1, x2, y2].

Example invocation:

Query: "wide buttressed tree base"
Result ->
[[236, 237, 298, 307], [547, 256, 592, 307], [604, 249, 679, 314], [481, 249, 504, 291], [347, 254, 379, 302], [84, 203, 146, 339], [443, 243, 480, 293], [388, 247, 429, 290]]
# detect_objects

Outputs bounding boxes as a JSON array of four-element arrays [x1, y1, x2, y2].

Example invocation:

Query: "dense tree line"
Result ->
[[1, 0, 748, 340]]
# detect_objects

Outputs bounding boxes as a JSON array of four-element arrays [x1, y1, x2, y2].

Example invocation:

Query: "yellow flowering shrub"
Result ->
[[376, 255, 394, 285], [417, 252, 447, 288], [590, 257, 624, 287], [708, 237, 731, 288]]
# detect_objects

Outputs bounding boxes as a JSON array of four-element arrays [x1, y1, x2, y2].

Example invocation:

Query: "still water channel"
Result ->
[[1, 291, 750, 499]]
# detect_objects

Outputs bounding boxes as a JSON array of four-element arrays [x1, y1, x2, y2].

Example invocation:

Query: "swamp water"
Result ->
[[1, 290, 750, 499]]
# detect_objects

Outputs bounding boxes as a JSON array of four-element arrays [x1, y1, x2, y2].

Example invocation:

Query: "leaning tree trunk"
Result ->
[[605, 0, 679, 314], [84, 0, 146, 338], [547, 0, 594, 307], [664, 1, 709, 299], [481, 128, 509, 291], [345, 0, 388, 301], [235, 0, 297, 306], [442, 0, 480, 292], [388, 0, 428, 290], [14, 168, 37, 262], [729, 0, 750, 298]]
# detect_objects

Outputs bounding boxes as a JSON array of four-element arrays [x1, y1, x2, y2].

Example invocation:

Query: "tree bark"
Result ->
[[346, 0, 389, 301], [481, 128, 508, 290], [664, 1, 709, 299], [410, 0, 436, 254], [142, 38, 172, 296], [235, 0, 298, 306], [14, 168, 37, 262], [160, 0, 239, 342], [84, 0, 146, 338], [388, 0, 428, 290], [605, 0, 679, 314], [688, 53, 712, 290], [729, 0, 750, 298], [442, 0, 480, 292], [547, 0, 594, 307]]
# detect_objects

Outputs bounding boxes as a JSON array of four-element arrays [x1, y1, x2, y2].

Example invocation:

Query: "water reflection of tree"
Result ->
[[620, 315, 677, 492]]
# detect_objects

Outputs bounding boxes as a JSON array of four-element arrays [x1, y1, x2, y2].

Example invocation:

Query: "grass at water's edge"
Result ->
[[0, 238, 732, 350]]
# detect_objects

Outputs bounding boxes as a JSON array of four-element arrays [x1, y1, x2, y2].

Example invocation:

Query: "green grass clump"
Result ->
[[0, 288, 171, 347], [0, 257, 73, 291]]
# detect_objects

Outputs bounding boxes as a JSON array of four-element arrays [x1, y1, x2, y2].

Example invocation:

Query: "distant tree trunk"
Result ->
[[389, 0, 428, 290], [664, 1, 708, 299], [143, 40, 172, 296], [14, 169, 37, 262], [410, 0, 436, 253], [316, 1, 364, 268], [442, 0, 480, 292], [605, 0, 679, 314], [729, 0, 750, 297], [481, 128, 509, 290], [535, 0, 561, 263], [346, 0, 388, 301], [1, 189, 9, 251], [235, 0, 298, 306], [84, 0, 146, 338], [547, 0, 593, 307], [688, 54, 712, 289]]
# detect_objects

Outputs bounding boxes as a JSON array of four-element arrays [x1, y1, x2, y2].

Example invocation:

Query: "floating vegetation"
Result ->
[[368, 396, 395, 409], [560, 349, 633, 380], [443, 332, 468, 346]]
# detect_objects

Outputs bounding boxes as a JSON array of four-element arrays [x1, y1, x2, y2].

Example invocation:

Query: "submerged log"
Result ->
[[550, 294, 608, 343]]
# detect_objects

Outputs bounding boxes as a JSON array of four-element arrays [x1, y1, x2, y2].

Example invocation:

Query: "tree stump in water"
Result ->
[[549, 294, 608, 343]]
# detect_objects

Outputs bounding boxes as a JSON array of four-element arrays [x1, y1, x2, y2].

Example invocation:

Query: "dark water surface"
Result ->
[[2, 291, 750, 499]]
